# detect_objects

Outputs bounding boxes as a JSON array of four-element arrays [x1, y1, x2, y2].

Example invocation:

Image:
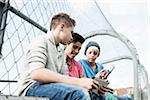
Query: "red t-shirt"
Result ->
[[68, 59, 83, 78]]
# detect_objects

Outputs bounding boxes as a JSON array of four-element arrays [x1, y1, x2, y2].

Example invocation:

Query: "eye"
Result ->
[[88, 51, 92, 54], [78, 47, 81, 51], [71, 31, 74, 35], [73, 45, 78, 49], [93, 51, 98, 55]]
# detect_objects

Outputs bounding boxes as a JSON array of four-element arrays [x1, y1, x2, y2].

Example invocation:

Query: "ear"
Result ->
[[59, 23, 64, 31]]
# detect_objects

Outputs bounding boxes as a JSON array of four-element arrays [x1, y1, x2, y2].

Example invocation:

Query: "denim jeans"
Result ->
[[26, 82, 91, 100], [26, 82, 106, 100]]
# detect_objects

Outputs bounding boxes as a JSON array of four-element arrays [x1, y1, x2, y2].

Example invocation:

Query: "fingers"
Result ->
[[103, 70, 109, 79], [90, 79, 114, 96], [99, 70, 109, 79], [98, 86, 105, 96], [105, 80, 109, 85], [98, 91, 105, 96], [103, 73, 108, 79], [102, 86, 114, 94], [103, 86, 113, 91], [94, 83, 114, 95], [93, 79, 99, 86], [92, 79, 106, 96], [83, 78, 99, 91], [92, 83, 99, 89]]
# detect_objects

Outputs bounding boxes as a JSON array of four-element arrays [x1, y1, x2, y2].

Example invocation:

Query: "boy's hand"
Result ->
[[92, 77, 113, 96], [78, 78, 99, 91], [99, 70, 109, 79], [97, 86, 114, 96]]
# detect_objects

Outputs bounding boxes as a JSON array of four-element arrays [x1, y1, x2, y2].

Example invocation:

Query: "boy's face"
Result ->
[[59, 26, 74, 45], [86, 46, 100, 63], [66, 42, 82, 59]]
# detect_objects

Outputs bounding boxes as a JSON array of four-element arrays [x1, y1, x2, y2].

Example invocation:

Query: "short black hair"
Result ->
[[72, 33, 85, 44]]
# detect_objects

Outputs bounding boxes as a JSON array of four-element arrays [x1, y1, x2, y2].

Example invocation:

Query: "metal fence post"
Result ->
[[0, 0, 9, 58]]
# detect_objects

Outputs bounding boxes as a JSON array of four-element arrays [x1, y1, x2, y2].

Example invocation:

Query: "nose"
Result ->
[[70, 34, 73, 42], [75, 49, 79, 54], [91, 52, 95, 57], [67, 34, 73, 44], [68, 38, 73, 44], [70, 37, 73, 42]]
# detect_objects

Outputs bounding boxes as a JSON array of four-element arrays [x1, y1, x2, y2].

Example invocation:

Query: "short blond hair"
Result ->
[[50, 13, 76, 30]]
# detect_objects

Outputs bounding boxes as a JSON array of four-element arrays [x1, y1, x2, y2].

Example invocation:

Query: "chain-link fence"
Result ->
[[0, 0, 149, 99], [0, 0, 72, 95]]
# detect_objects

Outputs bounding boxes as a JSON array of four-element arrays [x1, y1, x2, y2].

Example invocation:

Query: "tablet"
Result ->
[[94, 77, 108, 86]]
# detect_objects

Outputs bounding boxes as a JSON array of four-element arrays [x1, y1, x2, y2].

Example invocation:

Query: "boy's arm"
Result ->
[[31, 67, 99, 91]]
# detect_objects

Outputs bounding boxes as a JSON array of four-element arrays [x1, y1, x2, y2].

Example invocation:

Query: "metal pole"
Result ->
[[85, 30, 142, 100], [101, 56, 132, 64], [8, 5, 48, 33], [0, 80, 17, 82], [0, 0, 8, 59]]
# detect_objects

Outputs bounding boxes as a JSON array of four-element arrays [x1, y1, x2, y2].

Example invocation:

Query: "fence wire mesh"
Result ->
[[0, 0, 149, 99], [0, 0, 70, 95]]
